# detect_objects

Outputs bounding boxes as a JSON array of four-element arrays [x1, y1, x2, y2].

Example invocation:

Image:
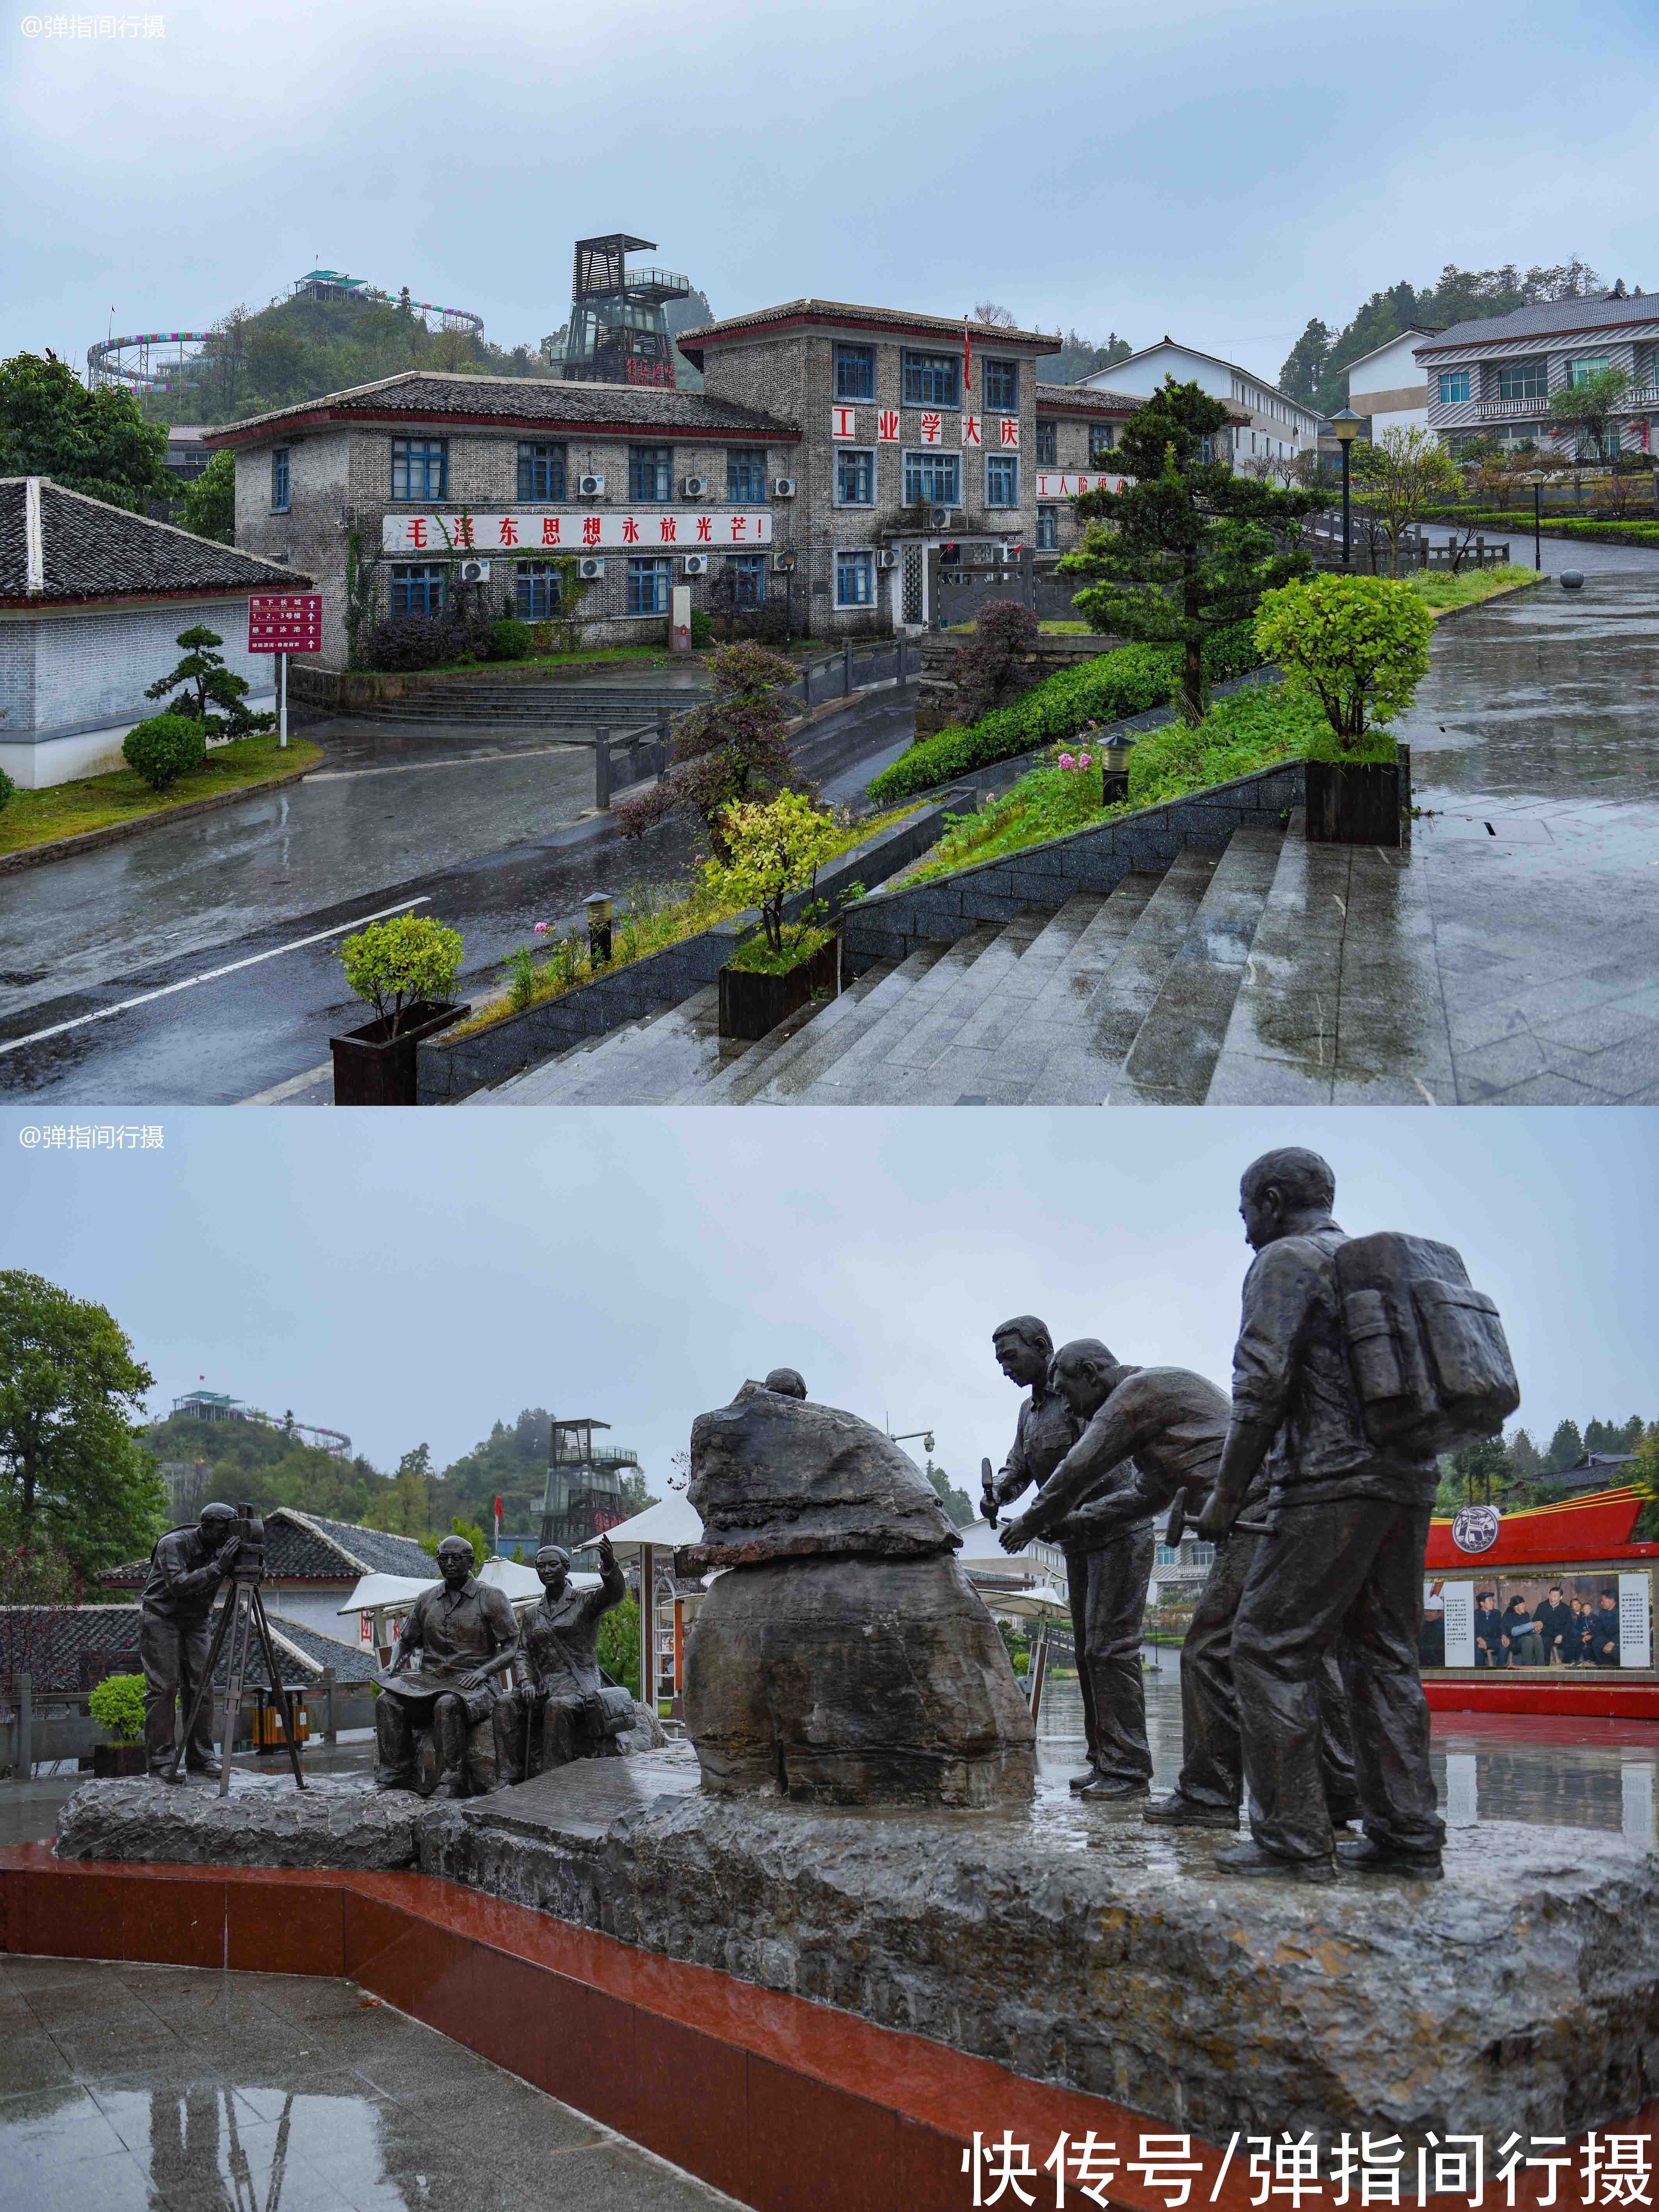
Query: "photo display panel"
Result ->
[[1421, 1567, 1653, 1669]]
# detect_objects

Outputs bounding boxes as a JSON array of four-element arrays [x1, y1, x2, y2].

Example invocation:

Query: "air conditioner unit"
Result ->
[[578, 557, 605, 580], [682, 554, 710, 576], [578, 473, 605, 497], [876, 550, 900, 570], [772, 477, 797, 497], [458, 559, 490, 584], [771, 554, 797, 573], [930, 506, 963, 529], [682, 476, 709, 498]]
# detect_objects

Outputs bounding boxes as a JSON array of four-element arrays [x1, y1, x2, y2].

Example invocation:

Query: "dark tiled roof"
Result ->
[[1419, 294, 1659, 354], [1553, 1453, 1638, 1494], [0, 477, 312, 606], [102, 1509, 437, 1588], [296, 1513, 436, 1578], [0, 1605, 375, 1691], [205, 371, 795, 446], [676, 300, 1059, 366], [1034, 384, 1141, 415]]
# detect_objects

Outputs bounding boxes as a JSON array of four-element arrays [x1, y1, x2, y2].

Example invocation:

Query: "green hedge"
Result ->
[[867, 624, 1265, 803], [1419, 507, 1659, 544]]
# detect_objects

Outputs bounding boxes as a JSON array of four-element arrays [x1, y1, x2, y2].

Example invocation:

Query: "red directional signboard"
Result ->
[[248, 593, 323, 654]]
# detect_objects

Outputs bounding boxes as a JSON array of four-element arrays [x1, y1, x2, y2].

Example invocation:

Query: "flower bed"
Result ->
[[867, 623, 1265, 804]]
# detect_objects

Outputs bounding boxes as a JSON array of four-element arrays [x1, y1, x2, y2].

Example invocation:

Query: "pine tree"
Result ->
[[1507, 1428, 1543, 1480], [1545, 1420, 1585, 1476]]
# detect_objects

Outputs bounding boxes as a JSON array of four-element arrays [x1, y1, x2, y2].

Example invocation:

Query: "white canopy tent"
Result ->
[[596, 1492, 704, 1715]]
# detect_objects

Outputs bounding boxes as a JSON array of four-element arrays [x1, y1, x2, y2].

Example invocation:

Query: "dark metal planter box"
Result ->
[[1304, 752, 1408, 847], [718, 933, 841, 1042], [92, 1743, 148, 1778], [330, 1002, 470, 1106]]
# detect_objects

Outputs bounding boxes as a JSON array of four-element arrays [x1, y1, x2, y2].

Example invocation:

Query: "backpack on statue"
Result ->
[[1335, 1233, 1520, 1457]]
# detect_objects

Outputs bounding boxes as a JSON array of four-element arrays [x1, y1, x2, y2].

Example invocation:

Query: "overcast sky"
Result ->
[[4, 0, 1655, 386], [5, 1107, 1655, 1491]]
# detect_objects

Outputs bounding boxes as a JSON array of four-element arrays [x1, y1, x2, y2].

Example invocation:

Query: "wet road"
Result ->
[[0, 684, 918, 1107]]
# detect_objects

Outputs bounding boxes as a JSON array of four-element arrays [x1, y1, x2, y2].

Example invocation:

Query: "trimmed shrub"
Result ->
[[359, 612, 490, 673], [0, 764, 13, 813], [122, 712, 207, 792], [340, 911, 465, 1034], [689, 609, 714, 648], [88, 1672, 146, 1744], [487, 618, 533, 662], [867, 623, 1264, 803]]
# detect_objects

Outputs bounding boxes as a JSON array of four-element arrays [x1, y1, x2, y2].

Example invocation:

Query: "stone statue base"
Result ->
[[57, 1745, 1659, 2148]]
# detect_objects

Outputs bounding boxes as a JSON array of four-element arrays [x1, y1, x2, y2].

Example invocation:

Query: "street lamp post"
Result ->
[[1330, 409, 1362, 572]]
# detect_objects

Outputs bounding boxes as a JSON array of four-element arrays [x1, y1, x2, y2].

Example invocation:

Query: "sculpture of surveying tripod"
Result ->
[[166, 1504, 306, 1799]]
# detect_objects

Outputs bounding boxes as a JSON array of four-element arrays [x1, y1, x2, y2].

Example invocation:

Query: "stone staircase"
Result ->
[[345, 684, 706, 727], [467, 813, 1451, 1107]]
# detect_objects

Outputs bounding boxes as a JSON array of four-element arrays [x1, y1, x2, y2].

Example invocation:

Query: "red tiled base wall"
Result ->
[[1426, 1681, 1659, 1720], [2, 1843, 1651, 2212]]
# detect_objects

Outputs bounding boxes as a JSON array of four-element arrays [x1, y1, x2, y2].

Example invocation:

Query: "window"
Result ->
[[1199, 435, 1213, 464], [1035, 419, 1057, 465], [517, 442, 567, 501], [1087, 423, 1115, 465], [1438, 371, 1471, 405], [836, 549, 874, 607], [390, 438, 447, 500], [1567, 356, 1610, 387], [903, 450, 960, 505], [627, 557, 672, 616], [390, 563, 446, 618], [1155, 1546, 1179, 1567], [985, 453, 1019, 507], [1497, 359, 1548, 403], [629, 446, 673, 502], [1036, 504, 1058, 550], [834, 344, 874, 400], [515, 563, 561, 619], [726, 553, 766, 608], [902, 349, 958, 407], [983, 359, 1018, 410], [835, 447, 875, 505], [270, 447, 290, 512], [726, 448, 767, 502]]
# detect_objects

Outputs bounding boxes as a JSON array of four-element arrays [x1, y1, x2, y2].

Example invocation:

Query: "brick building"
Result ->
[[208, 301, 1144, 661], [0, 476, 311, 785]]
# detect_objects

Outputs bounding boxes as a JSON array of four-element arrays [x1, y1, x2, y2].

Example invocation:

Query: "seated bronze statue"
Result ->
[[494, 1535, 632, 1783], [374, 1535, 520, 1797]]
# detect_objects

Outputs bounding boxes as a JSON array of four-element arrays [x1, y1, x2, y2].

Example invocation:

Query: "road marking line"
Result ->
[[0, 897, 430, 1057], [307, 746, 581, 782], [237, 1062, 333, 1107]]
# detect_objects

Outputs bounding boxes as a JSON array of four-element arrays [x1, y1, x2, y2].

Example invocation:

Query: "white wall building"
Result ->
[[1345, 328, 1437, 438], [1081, 337, 1320, 468]]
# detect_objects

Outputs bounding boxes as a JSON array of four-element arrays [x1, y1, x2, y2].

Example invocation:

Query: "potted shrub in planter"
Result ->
[[331, 913, 468, 1105], [705, 791, 844, 1041], [1253, 573, 1433, 846], [87, 1672, 149, 1777]]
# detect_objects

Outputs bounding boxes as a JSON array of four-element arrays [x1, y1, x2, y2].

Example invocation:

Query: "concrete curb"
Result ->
[[415, 800, 952, 1103], [0, 761, 317, 877]]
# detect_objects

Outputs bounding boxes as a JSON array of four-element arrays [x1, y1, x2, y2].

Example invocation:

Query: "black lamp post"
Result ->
[[1330, 408, 1362, 570]]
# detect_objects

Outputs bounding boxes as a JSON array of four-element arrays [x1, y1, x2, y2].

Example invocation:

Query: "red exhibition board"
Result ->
[[248, 593, 323, 653]]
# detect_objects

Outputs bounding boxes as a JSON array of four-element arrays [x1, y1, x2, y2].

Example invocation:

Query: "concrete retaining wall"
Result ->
[[416, 801, 952, 1102], [845, 757, 1307, 966]]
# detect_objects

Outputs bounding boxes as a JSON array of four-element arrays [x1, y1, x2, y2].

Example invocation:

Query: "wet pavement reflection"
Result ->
[[0, 1955, 739, 2211]]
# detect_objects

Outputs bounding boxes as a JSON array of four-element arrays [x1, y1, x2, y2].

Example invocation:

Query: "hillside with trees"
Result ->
[[1279, 258, 1622, 418], [1435, 1411, 1654, 1514]]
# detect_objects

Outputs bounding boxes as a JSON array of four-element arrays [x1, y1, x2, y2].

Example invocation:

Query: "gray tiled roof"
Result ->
[[676, 300, 1059, 361], [103, 1508, 438, 1588], [1419, 293, 1659, 354], [205, 370, 795, 444], [1034, 384, 1141, 414], [295, 1513, 437, 1578], [0, 477, 311, 605], [0, 1604, 375, 1691]]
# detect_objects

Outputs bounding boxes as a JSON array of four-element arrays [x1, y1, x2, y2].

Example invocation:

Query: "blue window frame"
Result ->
[[517, 442, 567, 501], [515, 563, 561, 619], [1497, 359, 1547, 403], [903, 451, 960, 504], [270, 447, 290, 511], [985, 454, 1019, 507], [726, 553, 766, 608], [627, 556, 671, 616], [902, 349, 958, 407], [835, 447, 875, 505], [834, 344, 875, 400], [629, 446, 673, 502], [726, 448, 767, 502], [1087, 423, 1115, 465], [391, 438, 447, 500], [390, 563, 447, 618], [983, 359, 1018, 410], [836, 550, 874, 607], [1034, 419, 1057, 465], [1036, 505, 1058, 550], [1439, 371, 1471, 404]]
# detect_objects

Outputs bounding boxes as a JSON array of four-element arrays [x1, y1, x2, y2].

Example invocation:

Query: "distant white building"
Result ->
[[1081, 337, 1320, 468], [1345, 328, 1438, 438]]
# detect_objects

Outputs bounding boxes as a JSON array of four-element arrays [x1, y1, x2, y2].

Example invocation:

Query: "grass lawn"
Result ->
[[0, 730, 323, 859], [1405, 561, 1541, 614], [384, 643, 687, 680]]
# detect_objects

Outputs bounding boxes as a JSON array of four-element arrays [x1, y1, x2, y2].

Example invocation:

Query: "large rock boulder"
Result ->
[[682, 1384, 1034, 1807]]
